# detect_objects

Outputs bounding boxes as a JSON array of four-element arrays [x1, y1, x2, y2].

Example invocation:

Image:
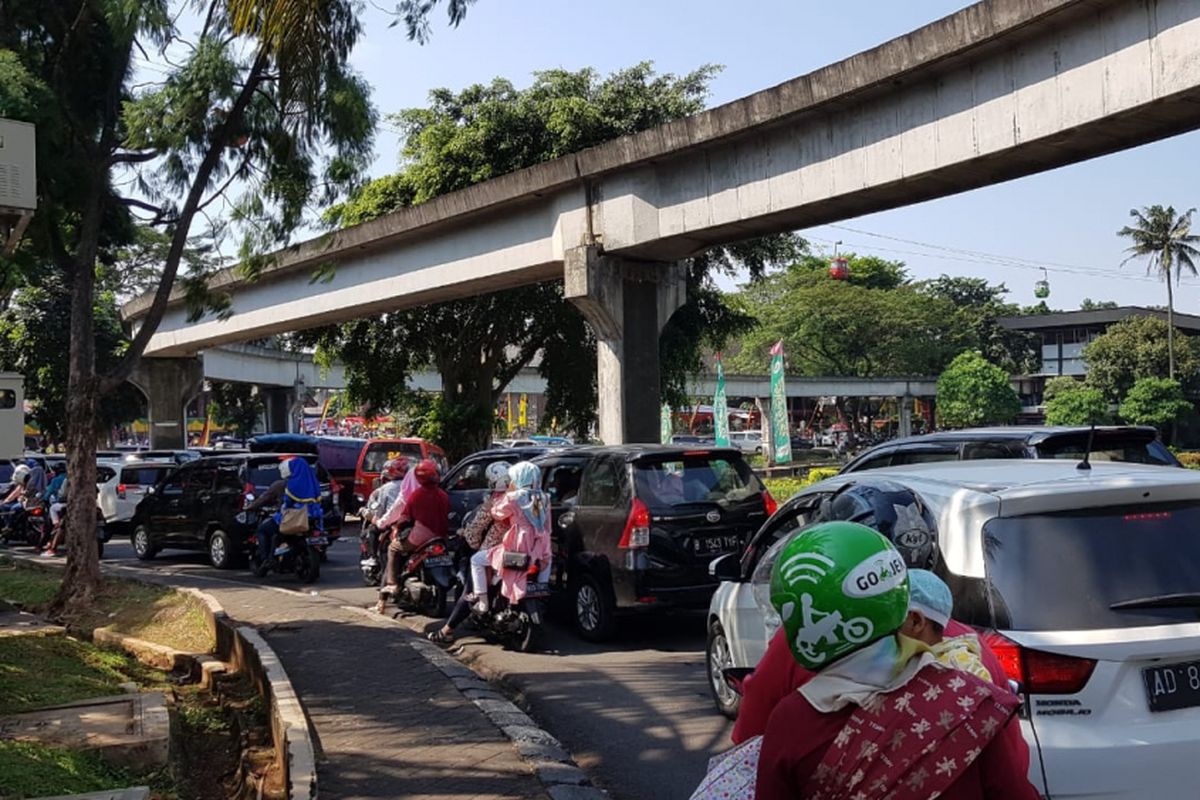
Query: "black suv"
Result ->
[[841, 425, 1180, 473], [534, 445, 774, 641], [128, 453, 343, 569]]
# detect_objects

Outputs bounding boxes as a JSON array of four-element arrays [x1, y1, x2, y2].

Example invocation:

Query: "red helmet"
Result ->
[[383, 457, 410, 482], [413, 459, 439, 485]]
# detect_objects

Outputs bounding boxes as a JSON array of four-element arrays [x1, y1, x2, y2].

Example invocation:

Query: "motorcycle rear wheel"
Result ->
[[418, 583, 446, 617], [295, 546, 320, 584]]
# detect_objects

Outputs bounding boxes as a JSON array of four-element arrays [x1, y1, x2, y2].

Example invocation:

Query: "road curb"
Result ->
[[3, 553, 316, 800], [347, 605, 609, 800]]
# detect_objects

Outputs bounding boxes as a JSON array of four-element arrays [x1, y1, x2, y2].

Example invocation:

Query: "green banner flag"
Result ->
[[660, 403, 673, 444], [770, 341, 792, 464], [713, 355, 730, 447]]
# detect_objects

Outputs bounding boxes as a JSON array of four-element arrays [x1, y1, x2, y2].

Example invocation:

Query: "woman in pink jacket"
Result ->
[[488, 461, 553, 604]]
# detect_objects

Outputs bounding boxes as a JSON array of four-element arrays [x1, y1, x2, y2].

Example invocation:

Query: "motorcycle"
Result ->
[[380, 533, 455, 617], [247, 508, 323, 584], [357, 495, 388, 586], [469, 563, 550, 653]]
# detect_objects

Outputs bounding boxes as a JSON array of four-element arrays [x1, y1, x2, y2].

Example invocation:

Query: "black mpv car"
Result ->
[[534, 445, 775, 642], [129, 453, 343, 569]]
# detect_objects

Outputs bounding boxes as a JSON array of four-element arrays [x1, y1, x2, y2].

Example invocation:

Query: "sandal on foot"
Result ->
[[427, 629, 453, 644]]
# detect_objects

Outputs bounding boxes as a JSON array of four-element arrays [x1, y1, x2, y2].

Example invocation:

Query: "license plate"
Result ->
[[307, 536, 327, 546], [1143, 660, 1200, 712], [424, 554, 453, 567], [525, 581, 551, 599], [692, 534, 740, 555]]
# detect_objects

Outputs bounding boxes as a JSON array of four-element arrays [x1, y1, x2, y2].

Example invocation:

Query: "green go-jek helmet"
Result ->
[[770, 521, 910, 670]]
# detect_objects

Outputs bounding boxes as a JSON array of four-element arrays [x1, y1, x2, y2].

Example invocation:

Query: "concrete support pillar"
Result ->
[[129, 357, 204, 449], [565, 246, 686, 445], [899, 394, 914, 438], [263, 378, 307, 434]]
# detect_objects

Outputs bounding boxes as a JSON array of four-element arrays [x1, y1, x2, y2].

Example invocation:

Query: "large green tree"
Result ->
[[936, 351, 1020, 429], [731, 256, 970, 377], [1119, 377, 1192, 433], [1118, 205, 1200, 379], [918, 276, 1039, 374], [1083, 315, 1200, 402], [312, 64, 801, 458], [1042, 376, 1111, 426], [0, 0, 463, 609]]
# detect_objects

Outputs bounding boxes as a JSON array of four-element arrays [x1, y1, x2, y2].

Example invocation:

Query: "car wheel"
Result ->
[[574, 573, 616, 642], [707, 619, 741, 719], [207, 529, 236, 570], [131, 524, 157, 561]]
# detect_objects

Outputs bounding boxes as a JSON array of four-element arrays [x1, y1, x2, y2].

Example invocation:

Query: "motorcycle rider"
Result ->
[[253, 457, 323, 576], [1, 464, 32, 534], [752, 523, 1037, 799], [484, 461, 552, 610], [376, 459, 449, 612], [361, 457, 410, 571], [427, 461, 511, 643]]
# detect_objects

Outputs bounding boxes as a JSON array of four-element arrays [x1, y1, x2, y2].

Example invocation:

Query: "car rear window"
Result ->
[[120, 466, 171, 486], [984, 502, 1200, 630], [633, 454, 761, 511], [248, 457, 326, 489], [1036, 434, 1177, 466], [0, 461, 13, 482], [362, 443, 423, 473]]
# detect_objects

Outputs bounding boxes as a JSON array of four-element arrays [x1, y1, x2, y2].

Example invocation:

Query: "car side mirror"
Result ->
[[709, 552, 742, 582]]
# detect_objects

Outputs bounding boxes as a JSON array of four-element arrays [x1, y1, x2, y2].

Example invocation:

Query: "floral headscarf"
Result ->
[[508, 461, 548, 531]]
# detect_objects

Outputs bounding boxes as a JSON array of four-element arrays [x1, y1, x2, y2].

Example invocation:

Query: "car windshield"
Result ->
[[984, 502, 1200, 630], [633, 454, 761, 510], [362, 443, 422, 473], [1036, 433, 1176, 466]]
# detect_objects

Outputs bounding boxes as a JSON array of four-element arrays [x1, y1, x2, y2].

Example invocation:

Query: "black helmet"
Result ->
[[818, 480, 940, 570]]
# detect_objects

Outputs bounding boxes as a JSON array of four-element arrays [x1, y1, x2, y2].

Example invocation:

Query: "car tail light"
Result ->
[[762, 490, 778, 517], [982, 631, 1097, 694], [619, 498, 651, 549], [117, 484, 127, 500], [240, 482, 255, 512]]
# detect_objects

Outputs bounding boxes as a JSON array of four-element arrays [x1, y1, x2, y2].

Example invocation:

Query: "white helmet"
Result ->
[[485, 461, 512, 492], [12, 464, 30, 484]]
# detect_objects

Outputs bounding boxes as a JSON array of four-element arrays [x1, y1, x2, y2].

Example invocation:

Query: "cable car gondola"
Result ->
[[1034, 268, 1050, 299]]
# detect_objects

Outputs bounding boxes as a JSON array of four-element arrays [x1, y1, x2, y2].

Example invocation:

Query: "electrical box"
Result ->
[[0, 372, 25, 459], [0, 119, 36, 212]]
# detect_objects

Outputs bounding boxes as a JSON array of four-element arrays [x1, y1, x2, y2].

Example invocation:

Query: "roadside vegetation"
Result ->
[[0, 558, 213, 653]]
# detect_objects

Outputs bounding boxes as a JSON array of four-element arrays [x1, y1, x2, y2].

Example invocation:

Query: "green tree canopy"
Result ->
[[1083, 315, 1200, 401], [312, 64, 801, 457], [1042, 376, 1111, 426], [1080, 298, 1119, 310], [207, 382, 264, 440], [0, 0, 463, 608], [936, 351, 1020, 429], [918, 276, 1039, 374], [1119, 377, 1193, 430]]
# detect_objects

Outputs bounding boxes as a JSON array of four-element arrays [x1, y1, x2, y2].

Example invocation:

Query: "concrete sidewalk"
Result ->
[[177, 580, 549, 800]]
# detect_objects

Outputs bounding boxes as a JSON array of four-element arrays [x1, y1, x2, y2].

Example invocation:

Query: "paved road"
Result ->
[[100, 528, 732, 800]]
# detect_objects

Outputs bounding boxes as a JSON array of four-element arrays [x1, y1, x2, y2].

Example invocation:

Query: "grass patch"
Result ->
[[0, 562, 59, 608], [0, 739, 133, 799], [0, 558, 213, 654], [0, 636, 167, 714]]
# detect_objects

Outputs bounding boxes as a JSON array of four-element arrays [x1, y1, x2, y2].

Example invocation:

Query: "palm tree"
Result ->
[[1118, 205, 1200, 379]]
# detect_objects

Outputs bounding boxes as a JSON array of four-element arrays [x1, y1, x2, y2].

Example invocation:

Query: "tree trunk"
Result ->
[[50, 236, 101, 615], [438, 356, 496, 462], [1167, 276, 1176, 380]]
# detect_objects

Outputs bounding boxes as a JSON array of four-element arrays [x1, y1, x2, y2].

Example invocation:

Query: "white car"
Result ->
[[728, 430, 764, 455], [706, 459, 1200, 800], [96, 459, 175, 535]]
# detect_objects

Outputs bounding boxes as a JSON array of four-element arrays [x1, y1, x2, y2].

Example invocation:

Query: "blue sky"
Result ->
[[346, 0, 1200, 312]]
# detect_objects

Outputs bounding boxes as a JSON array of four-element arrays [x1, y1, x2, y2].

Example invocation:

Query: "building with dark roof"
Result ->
[[997, 306, 1200, 416]]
